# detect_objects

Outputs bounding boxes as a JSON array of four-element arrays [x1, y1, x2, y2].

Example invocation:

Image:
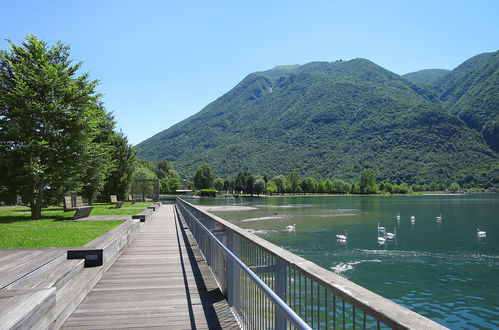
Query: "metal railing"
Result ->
[[176, 198, 447, 330]]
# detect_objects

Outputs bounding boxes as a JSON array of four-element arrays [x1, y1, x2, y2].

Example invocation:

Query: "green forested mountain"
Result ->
[[137, 55, 499, 187], [403, 69, 450, 85], [437, 52, 499, 151]]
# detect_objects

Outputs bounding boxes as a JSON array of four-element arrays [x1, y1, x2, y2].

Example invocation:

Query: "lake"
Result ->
[[191, 194, 499, 329]]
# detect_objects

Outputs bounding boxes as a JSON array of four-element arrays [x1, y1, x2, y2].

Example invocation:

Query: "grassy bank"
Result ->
[[0, 202, 152, 249]]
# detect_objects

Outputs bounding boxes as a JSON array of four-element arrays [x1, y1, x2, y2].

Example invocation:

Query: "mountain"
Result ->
[[137, 57, 499, 187], [438, 52, 499, 151], [404, 69, 450, 85], [408, 51, 499, 152]]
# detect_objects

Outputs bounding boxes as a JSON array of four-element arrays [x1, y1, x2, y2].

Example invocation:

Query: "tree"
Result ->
[[0, 35, 104, 218], [160, 177, 181, 194], [448, 182, 460, 192], [193, 163, 214, 189], [266, 180, 278, 195], [359, 169, 377, 194], [287, 171, 301, 194], [100, 132, 137, 201], [214, 178, 225, 191], [155, 159, 179, 180], [155, 159, 181, 194], [253, 176, 266, 196], [272, 175, 286, 193], [132, 165, 157, 202], [80, 104, 116, 204]]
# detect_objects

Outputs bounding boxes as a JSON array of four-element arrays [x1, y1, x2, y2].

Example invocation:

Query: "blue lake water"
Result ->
[[191, 194, 499, 329]]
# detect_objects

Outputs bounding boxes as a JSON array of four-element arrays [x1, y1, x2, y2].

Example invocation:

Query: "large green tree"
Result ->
[[359, 169, 377, 194], [79, 103, 116, 204], [100, 132, 137, 201], [193, 163, 214, 189], [155, 159, 181, 193], [0, 35, 103, 218]]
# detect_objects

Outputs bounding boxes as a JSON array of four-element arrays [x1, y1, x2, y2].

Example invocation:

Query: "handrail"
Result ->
[[176, 198, 447, 330], [175, 201, 311, 329]]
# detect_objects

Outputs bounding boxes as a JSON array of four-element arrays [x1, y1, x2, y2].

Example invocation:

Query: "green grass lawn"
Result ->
[[0, 205, 128, 249], [89, 202, 152, 215]]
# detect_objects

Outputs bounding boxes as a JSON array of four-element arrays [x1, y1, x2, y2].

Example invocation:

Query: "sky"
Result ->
[[1, 0, 498, 145]]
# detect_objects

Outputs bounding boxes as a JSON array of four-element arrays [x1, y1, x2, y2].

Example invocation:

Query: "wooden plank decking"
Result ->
[[62, 204, 239, 329]]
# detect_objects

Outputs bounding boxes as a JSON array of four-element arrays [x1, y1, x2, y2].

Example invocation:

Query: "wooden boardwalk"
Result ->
[[62, 204, 239, 329]]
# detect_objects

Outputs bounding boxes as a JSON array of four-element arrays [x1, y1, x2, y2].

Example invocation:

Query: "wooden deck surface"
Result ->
[[62, 204, 239, 329]]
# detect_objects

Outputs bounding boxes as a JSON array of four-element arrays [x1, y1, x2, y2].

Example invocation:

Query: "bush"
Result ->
[[197, 189, 217, 197]]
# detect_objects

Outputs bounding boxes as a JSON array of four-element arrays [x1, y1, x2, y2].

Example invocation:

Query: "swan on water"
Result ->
[[286, 224, 296, 232], [436, 213, 442, 221], [411, 215, 416, 222], [336, 229, 348, 241], [396, 213, 400, 221], [377, 236, 386, 244], [477, 229, 486, 238], [377, 222, 386, 234], [385, 227, 396, 239]]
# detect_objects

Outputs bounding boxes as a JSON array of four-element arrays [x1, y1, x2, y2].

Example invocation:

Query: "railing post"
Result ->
[[275, 257, 287, 329], [226, 231, 240, 309]]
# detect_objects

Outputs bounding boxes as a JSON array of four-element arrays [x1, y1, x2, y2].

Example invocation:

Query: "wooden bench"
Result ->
[[64, 196, 83, 211], [73, 206, 93, 220], [127, 194, 135, 204]]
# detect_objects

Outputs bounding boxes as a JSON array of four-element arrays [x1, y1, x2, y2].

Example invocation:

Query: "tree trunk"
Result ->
[[30, 188, 44, 219]]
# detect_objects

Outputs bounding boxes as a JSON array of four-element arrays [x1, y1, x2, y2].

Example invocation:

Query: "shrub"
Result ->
[[197, 189, 217, 197]]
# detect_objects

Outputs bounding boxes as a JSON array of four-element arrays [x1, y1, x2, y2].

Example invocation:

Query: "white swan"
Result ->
[[436, 213, 442, 221], [377, 236, 386, 244], [385, 227, 396, 239], [410, 215, 416, 222], [336, 229, 348, 241], [477, 229, 486, 238], [377, 222, 386, 234], [286, 224, 296, 232], [396, 213, 400, 221]]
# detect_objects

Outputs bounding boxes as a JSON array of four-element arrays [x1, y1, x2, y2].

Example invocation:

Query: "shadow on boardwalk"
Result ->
[[175, 210, 236, 329]]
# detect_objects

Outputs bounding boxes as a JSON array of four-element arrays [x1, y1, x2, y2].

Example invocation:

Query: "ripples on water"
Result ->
[[196, 194, 499, 329]]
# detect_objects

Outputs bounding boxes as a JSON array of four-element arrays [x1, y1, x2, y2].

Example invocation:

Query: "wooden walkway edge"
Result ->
[[62, 204, 239, 329]]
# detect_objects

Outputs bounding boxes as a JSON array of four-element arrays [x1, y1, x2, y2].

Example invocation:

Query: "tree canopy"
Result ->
[[193, 163, 214, 189], [0, 35, 108, 218]]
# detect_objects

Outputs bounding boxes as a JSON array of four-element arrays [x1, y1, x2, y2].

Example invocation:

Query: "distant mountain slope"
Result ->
[[434, 51, 499, 151], [137, 57, 498, 187], [435, 52, 495, 103], [403, 69, 450, 85]]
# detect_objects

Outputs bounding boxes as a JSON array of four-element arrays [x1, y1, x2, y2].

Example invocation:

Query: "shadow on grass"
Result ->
[[0, 212, 72, 224]]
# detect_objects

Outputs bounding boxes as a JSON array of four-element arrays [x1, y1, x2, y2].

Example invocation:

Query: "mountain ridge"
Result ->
[[137, 53, 499, 187]]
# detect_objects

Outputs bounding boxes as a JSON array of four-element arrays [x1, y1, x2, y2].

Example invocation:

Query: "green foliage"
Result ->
[[253, 176, 266, 196], [272, 175, 286, 193], [100, 132, 137, 201], [287, 171, 301, 193], [193, 163, 214, 189], [213, 178, 225, 191], [79, 104, 116, 204], [265, 180, 278, 195], [482, 116, 499, 152], [0, 35, 105, 218], [137, 55, 499, 188], [155, 159, 181, 193], [131, 160, 157, 202], [359, 169, 377, 194], [448, 182, 461, 192], [197, 189, 216, 197], [403, 69, 450, 85]]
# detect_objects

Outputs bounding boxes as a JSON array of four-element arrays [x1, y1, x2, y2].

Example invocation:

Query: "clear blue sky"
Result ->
[[1, 0, 498, 145]]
